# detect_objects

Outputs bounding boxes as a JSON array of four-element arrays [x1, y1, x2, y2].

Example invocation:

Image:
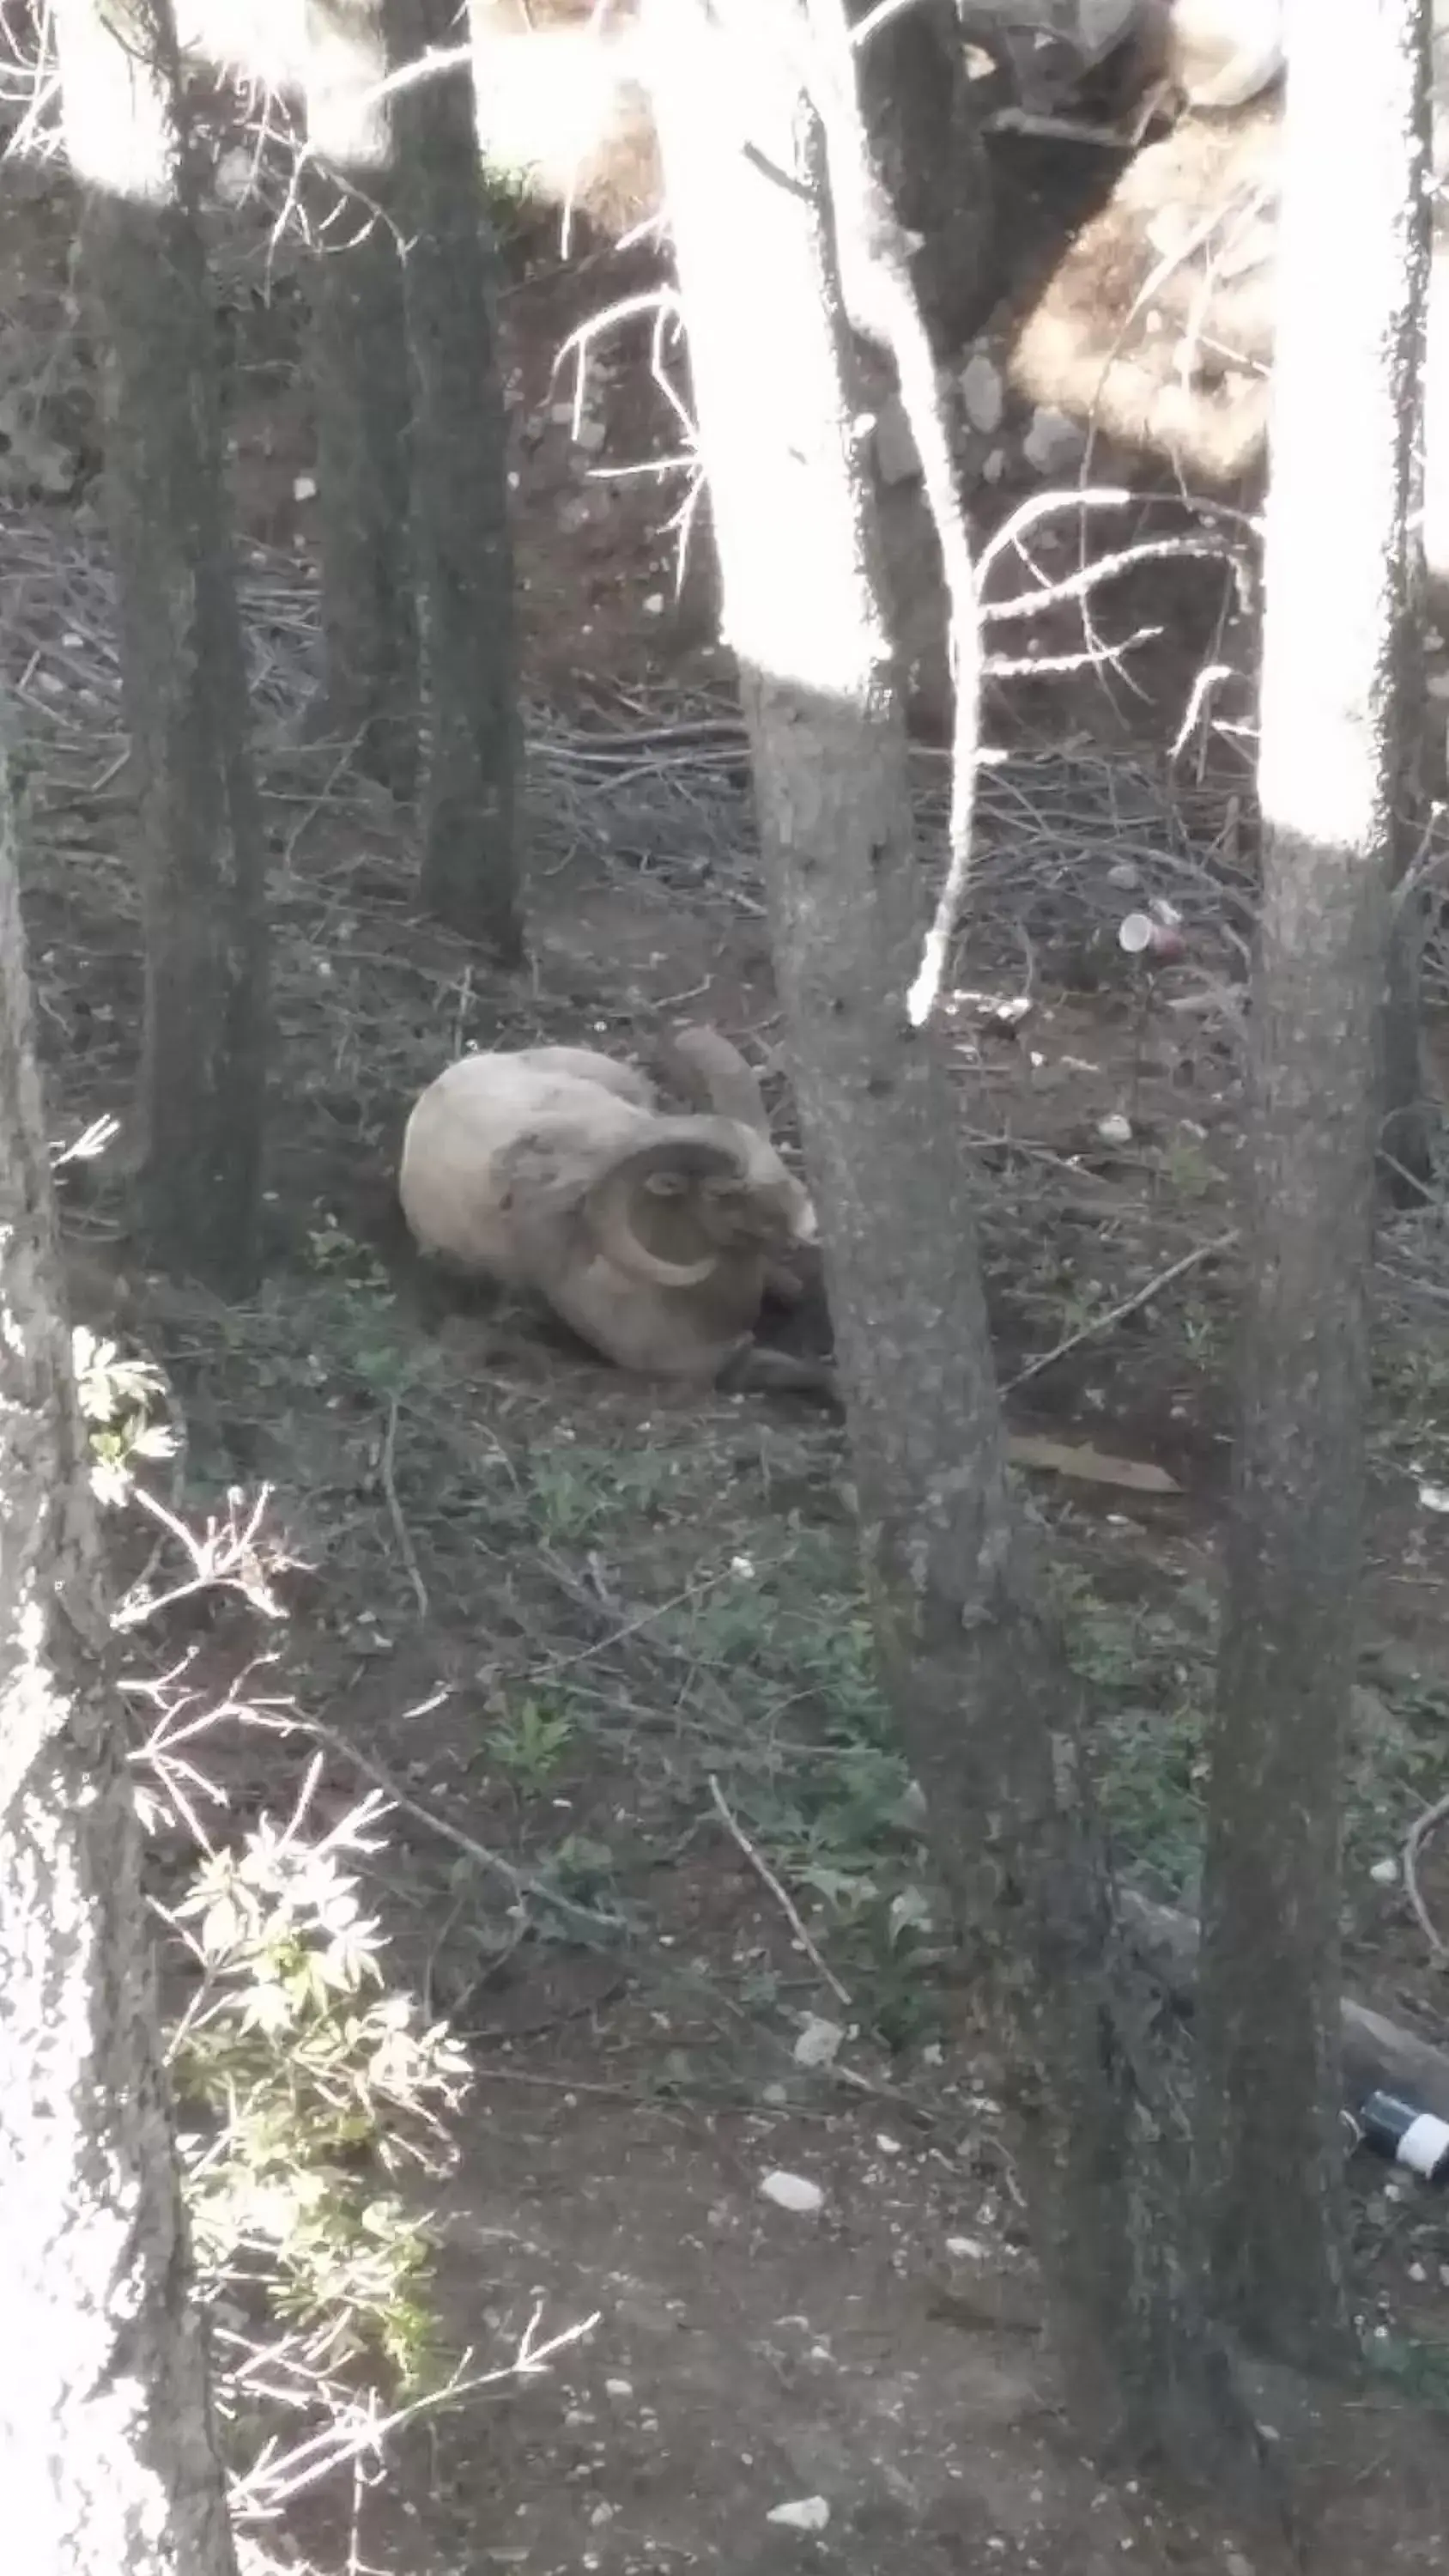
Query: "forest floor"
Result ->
[[4, 142, 1449, 2576]]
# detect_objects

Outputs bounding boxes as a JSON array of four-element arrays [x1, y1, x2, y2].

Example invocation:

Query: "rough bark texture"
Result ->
[[391, 0, 524, 959], [305, 0, 419, 797], [1195, 0, 1431, 2367], [645, 0, 1273, 2500], [0, 753, 237, 2572], [56, 0, 268, 1295]]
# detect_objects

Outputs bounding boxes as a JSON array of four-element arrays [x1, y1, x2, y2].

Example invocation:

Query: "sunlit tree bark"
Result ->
[[0, 749, 237, 2573], [643, 0, 1271, 2499]]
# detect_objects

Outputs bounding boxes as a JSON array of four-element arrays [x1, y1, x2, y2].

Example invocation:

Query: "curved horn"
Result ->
[[664, 1025, 772, 1133], [585, 1120, 749, 1289]]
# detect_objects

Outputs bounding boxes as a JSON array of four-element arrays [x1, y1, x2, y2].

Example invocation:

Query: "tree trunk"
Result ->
[[0, 751, 237, 2571], [644, 0, 1271, 2499], [55, 0, 269, 1297], [1195, 0, 1431, 2368], [390, 0, 524, 960], [304, 0, 419, 798]]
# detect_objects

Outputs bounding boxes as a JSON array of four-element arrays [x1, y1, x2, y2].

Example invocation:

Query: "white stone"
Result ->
[[760, 2169, 824, 2215], [792, 2015, 844, 2069], [767, 2497, 831, 2532], [961, 350, 1004, 434]]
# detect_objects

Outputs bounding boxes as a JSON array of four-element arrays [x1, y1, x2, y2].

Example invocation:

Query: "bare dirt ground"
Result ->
[[5, 139, 1449, 2576]]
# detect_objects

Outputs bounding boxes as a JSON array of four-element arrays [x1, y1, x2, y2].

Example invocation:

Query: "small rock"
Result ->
[[575, 416, 608, 454], [642, 592, 666, 617], [604, 2378, 634, 2399], [1023, 404, 1088, 475], [767, 2496, 830, 2532], [549, 400, 576, 427], [961, 349, 1004, 434], [1096, 1113, 1134, 1148], [760, 2169, 824, 2215], [292, 473, 317, 501], [1368, 1856, 1399, 1886], [792, 2015, 844, 2069], [872, 394, 920, 486]]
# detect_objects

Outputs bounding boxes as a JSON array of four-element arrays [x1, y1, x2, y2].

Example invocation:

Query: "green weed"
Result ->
[[487, 1693, 578, 1790]]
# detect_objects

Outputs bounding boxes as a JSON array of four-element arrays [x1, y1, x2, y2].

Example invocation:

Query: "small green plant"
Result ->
[[488, 1692, 578, 1789], [524, 1439, 681, 1544], [297, 1210, 414, 1393], [1362, 2329, 1449, 2410], [71, 1323, 178, 1505], [166, 1794, 470, 2406], [303, 1209, 389, 1292]]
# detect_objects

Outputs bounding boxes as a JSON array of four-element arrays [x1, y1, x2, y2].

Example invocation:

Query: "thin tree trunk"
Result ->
[[644, 0, 1271, 2500], [391, 0, 524, 959], [1196, 0, 1431, 2366], [0, 750, 237, 2572], [55, 0, 269, 1296], [305, 0, 419, 797]]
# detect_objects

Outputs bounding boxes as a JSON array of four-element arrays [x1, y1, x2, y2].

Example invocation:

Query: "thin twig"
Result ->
[[708, 1772, 852, 2007], [1001, 1230, 1239, 1394], [1404, 1790, 1449, 1961], [380, 1395, 429, 1620], [299, 1710, 626, 1938]]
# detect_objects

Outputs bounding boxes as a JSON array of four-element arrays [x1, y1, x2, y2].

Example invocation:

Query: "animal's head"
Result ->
[[584, 1121, 817, 1288], [664, 1024, 816, 1256], [582, 1021, 817, 1289]]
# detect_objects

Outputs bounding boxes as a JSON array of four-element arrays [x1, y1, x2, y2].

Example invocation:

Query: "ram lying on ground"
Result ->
[[397, 1029, 830, 1394]]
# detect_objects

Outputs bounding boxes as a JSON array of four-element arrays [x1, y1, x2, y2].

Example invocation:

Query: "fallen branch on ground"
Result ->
[[1120, 1887, 1449, 2120]]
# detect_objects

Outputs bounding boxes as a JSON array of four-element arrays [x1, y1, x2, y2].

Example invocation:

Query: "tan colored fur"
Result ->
[[1008, 98, 1280, 485], [397, 1042, 816, 1385]]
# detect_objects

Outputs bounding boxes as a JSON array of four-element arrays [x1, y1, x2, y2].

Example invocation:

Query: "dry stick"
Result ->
[[300, 1710, 625, 1938], [1120, 1886, 1449, 2121], [1403, 1789, 1449, 1961], [380, 1393, 430, 1620], [1000, 1230, 1239, 1395], [707, 1773, 852, 2008]]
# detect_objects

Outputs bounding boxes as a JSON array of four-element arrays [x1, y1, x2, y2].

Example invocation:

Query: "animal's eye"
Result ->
[[643, 1170, 688, 1199]]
